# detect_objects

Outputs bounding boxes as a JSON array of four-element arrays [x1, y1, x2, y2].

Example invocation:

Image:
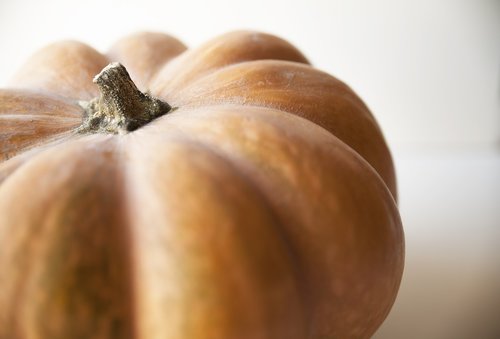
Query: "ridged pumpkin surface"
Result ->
[[0, 31, 403, 339]]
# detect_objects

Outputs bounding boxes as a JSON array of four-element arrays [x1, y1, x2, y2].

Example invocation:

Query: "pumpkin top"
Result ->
[[0, 31, 396, 199]]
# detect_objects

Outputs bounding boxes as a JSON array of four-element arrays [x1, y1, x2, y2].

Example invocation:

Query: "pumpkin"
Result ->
[[0, 31, 404, 339]]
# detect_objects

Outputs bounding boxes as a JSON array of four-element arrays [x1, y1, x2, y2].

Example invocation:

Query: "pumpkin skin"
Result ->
[[0, 31, 404, 339]]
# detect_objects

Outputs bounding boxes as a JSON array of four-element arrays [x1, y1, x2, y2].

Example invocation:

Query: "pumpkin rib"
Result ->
[[8, 41, 110, 100], [0, 89, 83, 118], [0, 135, 138, 339], [0, 153, 29, 185], [150, 30, 309, 96], [0, 114, 79, 121], [143, 104, 403, 338], [0, 90, 83, 164], [0, 128, 77, 166], [159, 60, 396, 199], [0, 131, 84, 185], [107, 32, 188, 91], [157, 130, 315, 335], [119, 130, 308, 339], [167, 60, 375, 124]]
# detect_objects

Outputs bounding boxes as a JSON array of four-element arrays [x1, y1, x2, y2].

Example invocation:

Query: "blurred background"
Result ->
[[1, 0, 499, 337]]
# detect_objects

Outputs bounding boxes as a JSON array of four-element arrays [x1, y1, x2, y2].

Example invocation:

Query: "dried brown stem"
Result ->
[[79, 63, 171, 134]]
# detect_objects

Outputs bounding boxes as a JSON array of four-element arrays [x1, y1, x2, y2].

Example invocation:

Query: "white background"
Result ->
[[1, 0, 499, 337]]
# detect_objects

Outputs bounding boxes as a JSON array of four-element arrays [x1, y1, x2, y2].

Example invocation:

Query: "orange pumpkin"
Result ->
[[0, 31, 404, 339]]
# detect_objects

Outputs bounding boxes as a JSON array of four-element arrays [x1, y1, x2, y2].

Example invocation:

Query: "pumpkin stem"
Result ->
[[78, 62, 171, 134]]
